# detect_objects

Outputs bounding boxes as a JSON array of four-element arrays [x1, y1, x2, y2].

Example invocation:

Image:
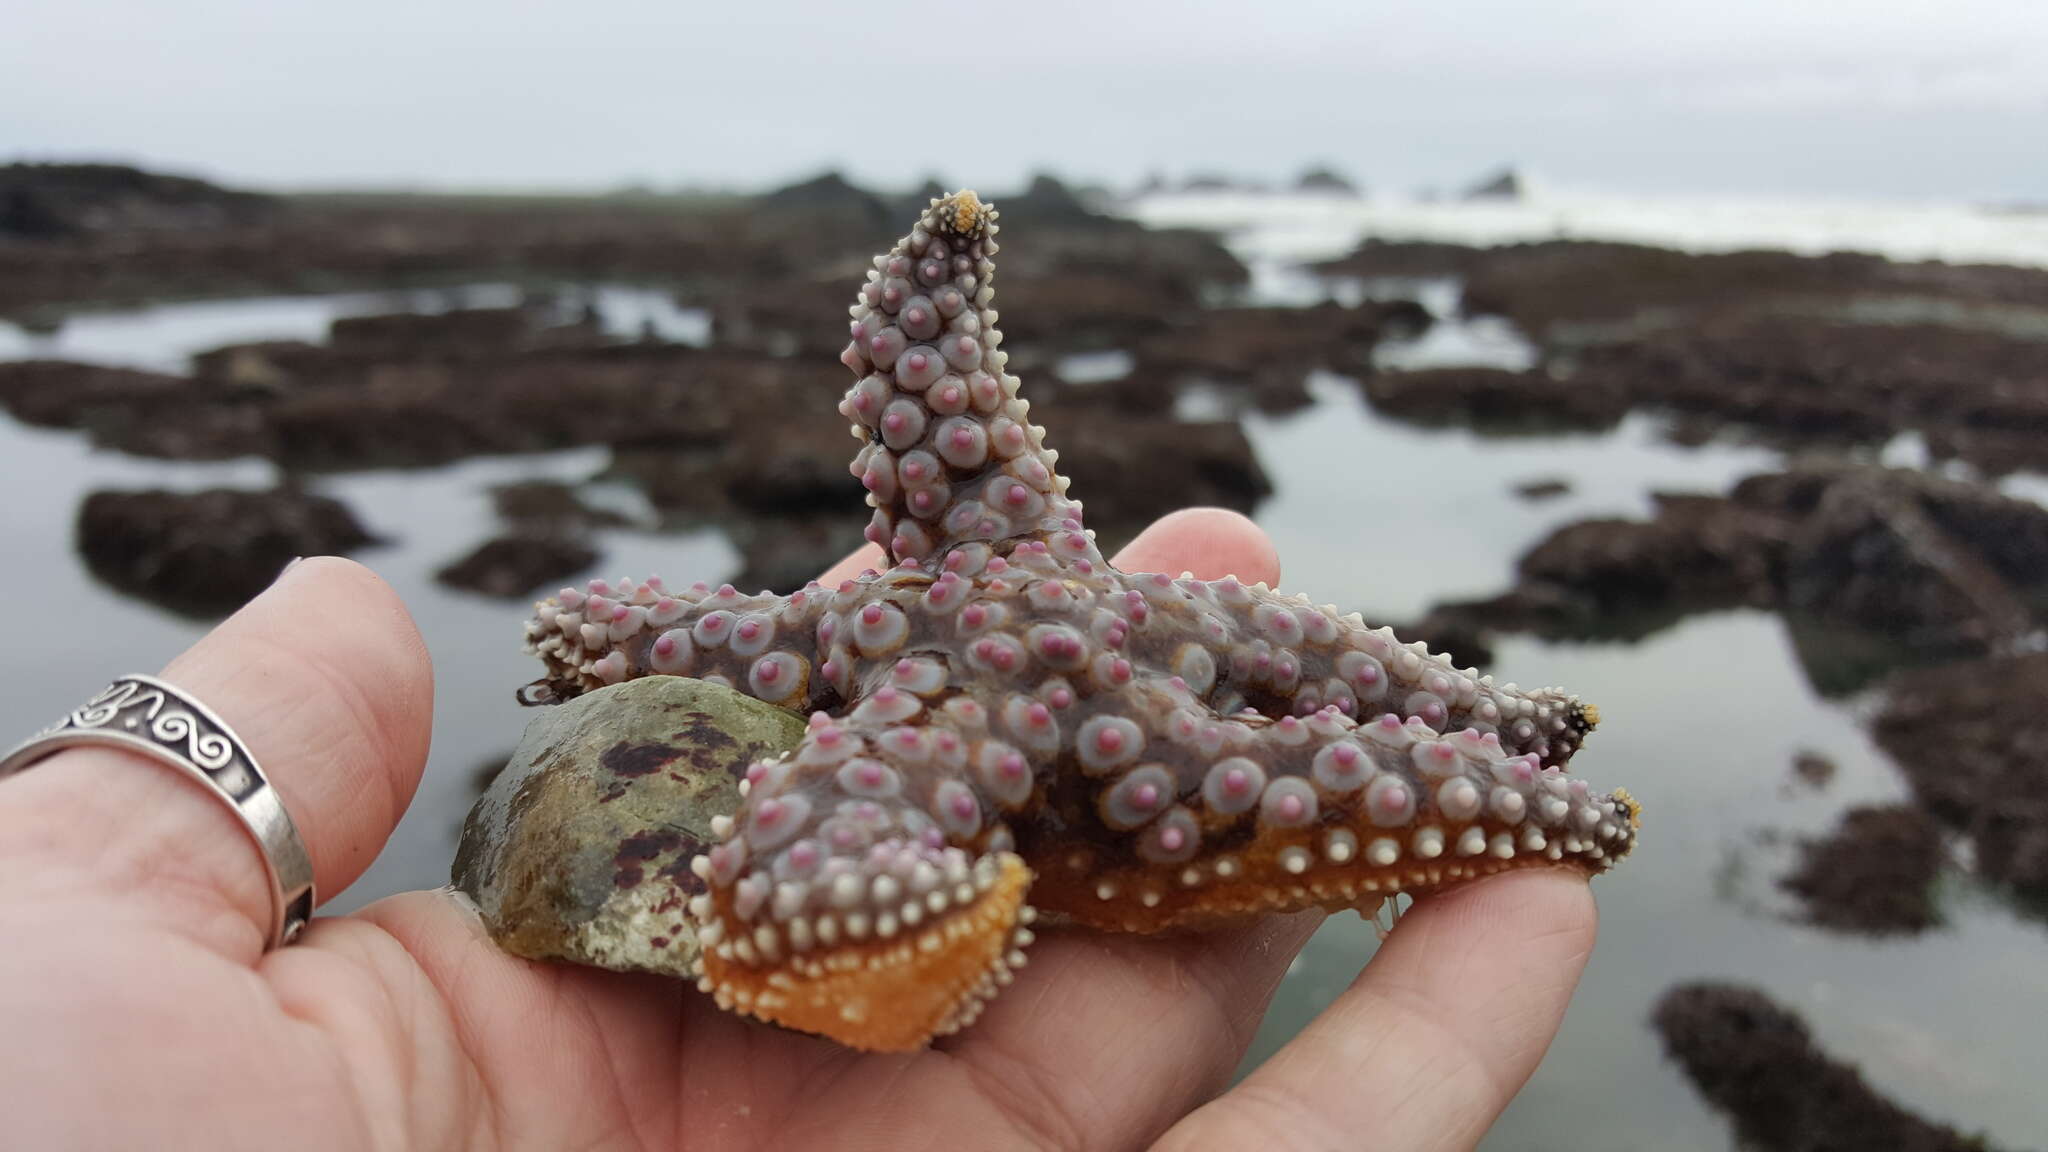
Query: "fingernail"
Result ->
[[273, 556, 305, 585]]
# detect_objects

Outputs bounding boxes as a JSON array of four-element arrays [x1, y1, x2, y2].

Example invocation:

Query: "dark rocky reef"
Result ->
[[1417, 464, 2048, 691], [1778, 805, 1947, 936], [1313, 236, 2048, 472], [436, 535, 599, 600], [1362, 366, 1625, 434], [1653, 983, 1999, 1152], [77, 487, 379, 618], [1877, 653, 2048, 913]]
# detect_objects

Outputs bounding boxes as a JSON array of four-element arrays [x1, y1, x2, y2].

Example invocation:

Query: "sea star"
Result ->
[[520, 190, 1639, 1051]]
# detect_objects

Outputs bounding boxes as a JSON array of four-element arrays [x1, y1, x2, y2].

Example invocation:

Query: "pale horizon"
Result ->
[[4, 0, 2046, 203]]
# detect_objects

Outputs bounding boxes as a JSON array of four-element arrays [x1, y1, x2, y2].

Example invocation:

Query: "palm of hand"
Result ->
[[0, 510, 1594, 1152]]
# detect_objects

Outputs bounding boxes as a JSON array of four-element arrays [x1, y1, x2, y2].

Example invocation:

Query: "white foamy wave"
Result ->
[[1127, 189, 2048, 270]]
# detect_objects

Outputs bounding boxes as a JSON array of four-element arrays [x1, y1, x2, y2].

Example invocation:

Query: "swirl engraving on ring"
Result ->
[[150, 710, 235, 771]]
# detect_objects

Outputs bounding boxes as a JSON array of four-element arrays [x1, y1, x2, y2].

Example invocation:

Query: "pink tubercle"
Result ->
[[1049, 686, 1074, 708], [856, 763, 885, 787], [1096, 728, 1125, 754], [949, 792, 977, 820], [1334, 744, 1361, 766], [819, 659, 840, 680], [962, 605, 988, 627], [756, 799, 786, 827], [1224, 768, 1251, 795], [654, 636, 677, 657], [862, 604, 885, 625], [1277, 794, 1306, 822], [1025, 703, 1051, 727], [1159, 825, 1187, 852], [1000, 753, 1027, 779], [737, 620, 761, 640], [1133, 783, 1160, 810], [757, 661, 782, 684]]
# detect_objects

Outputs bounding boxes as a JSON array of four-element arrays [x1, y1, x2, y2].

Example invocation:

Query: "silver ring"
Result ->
[[0, 674, 316, 949]]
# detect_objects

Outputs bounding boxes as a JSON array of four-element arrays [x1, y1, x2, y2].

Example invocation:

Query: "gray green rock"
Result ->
[[452, 676, 806, 976]]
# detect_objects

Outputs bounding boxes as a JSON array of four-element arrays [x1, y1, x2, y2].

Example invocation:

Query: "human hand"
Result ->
[[0, 508, 1595, 1151]]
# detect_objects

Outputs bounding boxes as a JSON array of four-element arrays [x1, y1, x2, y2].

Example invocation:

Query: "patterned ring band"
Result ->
[[0, 673, 316, 949]]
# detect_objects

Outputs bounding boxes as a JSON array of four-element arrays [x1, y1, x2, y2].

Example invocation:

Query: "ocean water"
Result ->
[[4, 193, 2047, 1149]]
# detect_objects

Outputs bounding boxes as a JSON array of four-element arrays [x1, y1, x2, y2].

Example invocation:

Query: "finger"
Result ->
[[815, 541, 887, 588], [0, 558, 433, 957], [1109, 506, 1281, 584], [938, 508, 1301, 1145], [1157, 870, 1598, 1151]]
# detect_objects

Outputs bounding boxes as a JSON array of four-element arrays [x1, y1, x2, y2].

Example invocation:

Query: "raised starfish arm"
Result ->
[[837, 191, 1096, 567]]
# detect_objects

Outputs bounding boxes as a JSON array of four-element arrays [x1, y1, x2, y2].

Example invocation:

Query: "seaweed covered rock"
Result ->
[[1653, 983, 1997, 1152], [1362, 366, 1626, 434], [77, 487, 378, 617], [1877, 653, 2048, 909], [1778, 805, 1947, 936], [453, 677, 807, 979]]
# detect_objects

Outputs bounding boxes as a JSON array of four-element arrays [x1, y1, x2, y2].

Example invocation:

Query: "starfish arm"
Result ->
[[835, 191, 1099, 567], [1014, 674, 1637, 933], [522, 576, 831, 705], [686, 708, 1033, 1052], [1123, 572, 1596, 767]]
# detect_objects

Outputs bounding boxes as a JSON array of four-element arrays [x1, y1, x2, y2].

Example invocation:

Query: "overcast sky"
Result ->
[[4, 0, 2045, 201]]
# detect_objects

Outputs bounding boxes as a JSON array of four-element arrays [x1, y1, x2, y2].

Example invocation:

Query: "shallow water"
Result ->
[[3, 282, 2045, 1149]]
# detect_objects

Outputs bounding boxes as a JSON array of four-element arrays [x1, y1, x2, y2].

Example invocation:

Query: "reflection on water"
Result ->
[[0, 283, 710, 371], [3, 287, 2045, 1150]]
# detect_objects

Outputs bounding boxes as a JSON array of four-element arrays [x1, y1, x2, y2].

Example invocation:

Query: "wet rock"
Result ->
[[1362, 367, 1626, 434], [491, 481, 634, 534], [1461, 241, 2048, 339], [1513, 477, 1572, 501], [1309, 239, 1485, 280], [1757, 466, 2045, 658], [0, 360, 199, 429], [453, 677, 807, 979], [77, 487, 379, 618], [1423, 466, 2048, 684], [1652, 983, 1998, 1152], [1570, 316, 2048, 468], [1779, 805, 1946, 936], [1037, 402, 1273, 548], [727, 515, 870, 595], [1877, 653, 2048, 910], [1790, 750, 1837, 789], [326, 307, 544, 358], [1136, 302, 1424, 412], [436, 534, 600, 600]]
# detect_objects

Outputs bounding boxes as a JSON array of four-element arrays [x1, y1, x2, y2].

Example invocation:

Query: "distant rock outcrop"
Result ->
[[0, 162, 275, 239], [1294, 165, 1360, 196], [1460, 166, 1525, 201]]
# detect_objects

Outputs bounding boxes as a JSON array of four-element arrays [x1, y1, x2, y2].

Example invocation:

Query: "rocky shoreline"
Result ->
[[10, 162, 2048, 1037]]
